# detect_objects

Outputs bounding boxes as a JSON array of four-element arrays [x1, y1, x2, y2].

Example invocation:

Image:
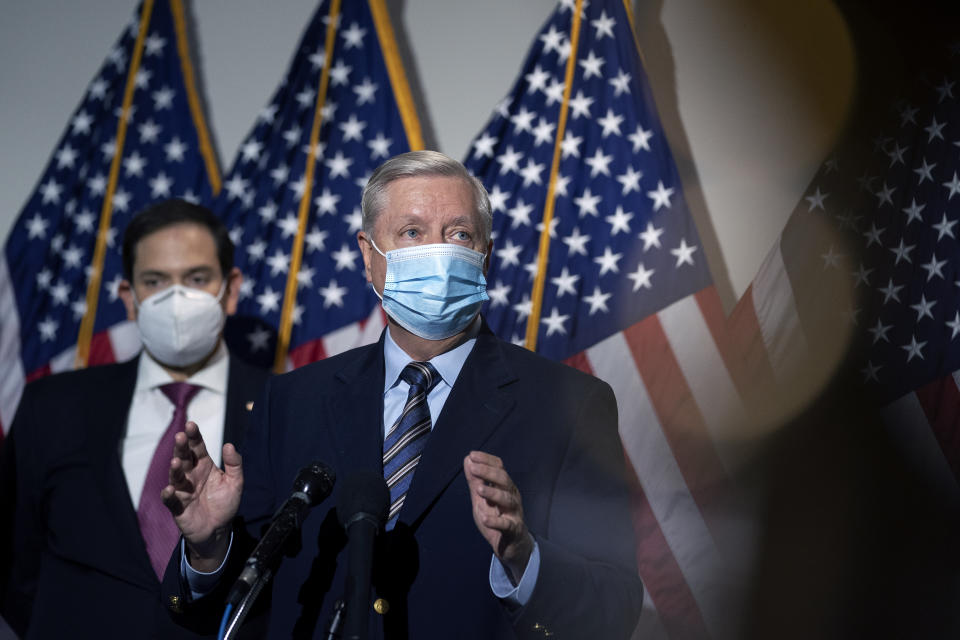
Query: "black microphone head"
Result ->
[[292, 460, 336, 506], [337, 470, 389, 530]]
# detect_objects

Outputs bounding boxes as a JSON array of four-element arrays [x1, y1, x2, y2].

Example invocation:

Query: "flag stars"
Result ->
[[71, 110, 93, 135], [544, 79, 565, 106], [536, 216, 560, 239], [353, 78, 378, 105], [49, 281, 71, 306], [246, 326, 271, 353], [123, 152, 147, 177], [627, 263, 655, 291], [878, 278, 904, 304], [224, 175, 249, 201], [256, 287, 281, 315], [821, 245, 843, 269], [551, 267, 580, 298], [671, 239, 697, 267], [138, 119, 161, 144], [314, 188, 340, 215], [901, 198, 925, 225], [496, 239, 523, 267], [332, 243, 359, 270], [605, 206, 633, 235], [266, 249, 290, 276], [585, 148, 613, 177], [868, 319, 892, 343], [488, 185, 509, 212], [647, 180, 675, 211], [507, 198, 534, 228], [55, 145, 78, 170], [568, 90, 594, 119], [247, 240, 267, 262], [341, 22, 367, 48], [852, 263, 873, 287], [541, 307, 570, 336], [886, 143, 907, 167], [38, 317, 58, 342], [902, 335, 927, 362], [295, 88, 316, 109], [278, 214, 300, 238], [152, 86, 175, 110], [305, 227, 329, 253], [35, 267, 53, 289], [319, 279, 348, 308], [105, 274, 123, 302], [513, 294, 533, 321], [804, 187, 828, 212], [610, 69, 632, 96], [594, 246, 623, 275], [861, 360, 881, 382], [519, 158, 545, 187], [39, 178, 62, 205], [149, 172, 173, 198], [487, 281, 511, 307], [933, 213, 957, 240], [925, 117, 947, 141], [574, 188, 601, 217], [562, 227, 590, 256], [889, 238, 915, 265], [497, 146, 523, 175], [240, 140, 263, 163], [920, 253, 948, 281], [525, 65, 551, 94], [910, 295, 936, 321], [947, 312, 960, 339], [863, 222, 885, 247], [875, 182, 896, 207], [936, 77, 955, 102], [578, 50, 605, 80], [111, 189, 131, 213], [584, 286, 612, 315], [943, 172, 960, 199], [329, 60, 352, 85], [560, 131, 582, 158], [326, 151, 354, 178], [510, 107, 537, 135], [472, 132, 498, 159], [164, 137, 187, 162], [540, 25, 566, 56], [74, 210, 95, 234], [597, 109, 624, 137], [531, 118, 556, 146], [628, 125, 653, 152], [914, 158, 936, 184], [368, 133, 392, 159]]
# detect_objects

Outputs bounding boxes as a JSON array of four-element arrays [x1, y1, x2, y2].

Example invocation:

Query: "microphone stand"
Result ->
[[221, 568, 272, 640]]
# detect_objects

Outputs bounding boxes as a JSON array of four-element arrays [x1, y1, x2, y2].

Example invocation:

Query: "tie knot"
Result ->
[[399, 361, 440, 394], [159, 381, 202, 410]]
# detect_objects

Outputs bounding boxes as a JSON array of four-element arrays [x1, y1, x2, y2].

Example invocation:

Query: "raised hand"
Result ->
[[463, 451, 534, 585], [161, 421, 243, 571]]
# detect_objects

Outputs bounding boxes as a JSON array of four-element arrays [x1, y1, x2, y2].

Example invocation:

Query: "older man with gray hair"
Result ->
[[162, 150, 642, 639]]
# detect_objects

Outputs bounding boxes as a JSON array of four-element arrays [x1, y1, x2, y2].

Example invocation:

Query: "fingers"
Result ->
[[464, 451, 523, 530], [222, 443, 244, 485]]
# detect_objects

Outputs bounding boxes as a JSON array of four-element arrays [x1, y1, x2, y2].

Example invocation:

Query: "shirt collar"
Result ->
[[135, 341, 229, 394], [383, 317, 480, 393]]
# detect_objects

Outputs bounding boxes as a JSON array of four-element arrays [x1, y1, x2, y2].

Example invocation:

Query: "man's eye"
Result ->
[[453, 231, 470, 241], [404, 229, 418, 239]]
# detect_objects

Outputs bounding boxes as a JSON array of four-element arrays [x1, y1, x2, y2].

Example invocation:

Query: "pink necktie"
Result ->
[[137, 381, 201, 579]]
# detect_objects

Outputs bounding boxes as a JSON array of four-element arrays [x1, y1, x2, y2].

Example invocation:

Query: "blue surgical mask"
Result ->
[[369, 239, 489, 340]]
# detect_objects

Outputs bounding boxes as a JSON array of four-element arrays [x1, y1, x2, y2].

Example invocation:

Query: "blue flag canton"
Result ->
[[4, 0, 215, 374], [219, 0, 411, 356], [794, 53, 960, 401], [463, 0, 711, 361]]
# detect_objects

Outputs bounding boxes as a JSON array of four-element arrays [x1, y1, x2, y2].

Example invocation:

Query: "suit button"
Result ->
[[373, 598, 390, 615], [168, 595, 183, 613]]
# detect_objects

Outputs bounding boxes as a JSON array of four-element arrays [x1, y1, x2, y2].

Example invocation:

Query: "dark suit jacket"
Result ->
[[165, 324, 643, 639], [0, 353, 269, 639]]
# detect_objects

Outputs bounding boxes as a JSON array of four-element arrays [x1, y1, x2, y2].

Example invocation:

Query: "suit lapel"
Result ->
[[326, 337, 387, 475], [223, 355, 271, 448], [86, 356, 159, 585], [400, 327, 517, 526]]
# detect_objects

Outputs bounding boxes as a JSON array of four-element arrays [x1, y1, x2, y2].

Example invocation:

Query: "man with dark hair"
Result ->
[[163, 153, 643, 639], [0, 199, 269, 638]]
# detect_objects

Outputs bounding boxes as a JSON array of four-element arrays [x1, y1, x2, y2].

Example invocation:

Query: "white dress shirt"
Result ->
[[122, 342, 228, 508]]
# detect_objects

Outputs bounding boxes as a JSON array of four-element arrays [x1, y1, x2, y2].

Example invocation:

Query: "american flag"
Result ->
[[216, 0, 421, 371], [463, 1, 753, 638], [0, 0, 219, 440], [735, 39, 960, 501]]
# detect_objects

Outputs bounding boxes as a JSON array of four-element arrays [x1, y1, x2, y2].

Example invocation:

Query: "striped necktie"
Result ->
[[383, 361, 440, 529]]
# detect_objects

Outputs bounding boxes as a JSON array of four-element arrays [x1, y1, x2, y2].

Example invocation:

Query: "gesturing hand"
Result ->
[[463, 451, 534, 585], [161, 421, 243, 571]]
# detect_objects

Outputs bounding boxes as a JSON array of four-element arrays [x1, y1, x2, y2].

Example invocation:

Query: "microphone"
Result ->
[[338, 471, 389, 640], [227, 460, 335, 606]]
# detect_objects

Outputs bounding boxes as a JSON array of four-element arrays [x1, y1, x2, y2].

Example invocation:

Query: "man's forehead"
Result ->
[[133, 223, 219, 268]]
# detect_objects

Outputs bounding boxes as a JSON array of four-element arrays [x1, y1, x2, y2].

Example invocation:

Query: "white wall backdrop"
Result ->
[[0, 0, 854, 307]]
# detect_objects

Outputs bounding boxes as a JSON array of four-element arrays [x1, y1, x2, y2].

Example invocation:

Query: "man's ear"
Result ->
[[483, 239, 493, 276], [118, 279, 136, 321], [357, 231, 374, 284], [224, 267, 242, 316]]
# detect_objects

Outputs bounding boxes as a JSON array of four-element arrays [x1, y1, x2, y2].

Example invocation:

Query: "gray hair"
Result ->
[[361, 150, 492, 244]]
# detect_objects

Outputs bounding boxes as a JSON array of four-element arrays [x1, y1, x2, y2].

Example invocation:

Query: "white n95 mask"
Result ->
[[369, 239, 489, 340], [135, 283, 226, 367]]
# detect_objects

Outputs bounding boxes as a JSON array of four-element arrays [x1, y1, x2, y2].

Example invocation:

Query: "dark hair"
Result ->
[[121, 199, 234, 280]]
